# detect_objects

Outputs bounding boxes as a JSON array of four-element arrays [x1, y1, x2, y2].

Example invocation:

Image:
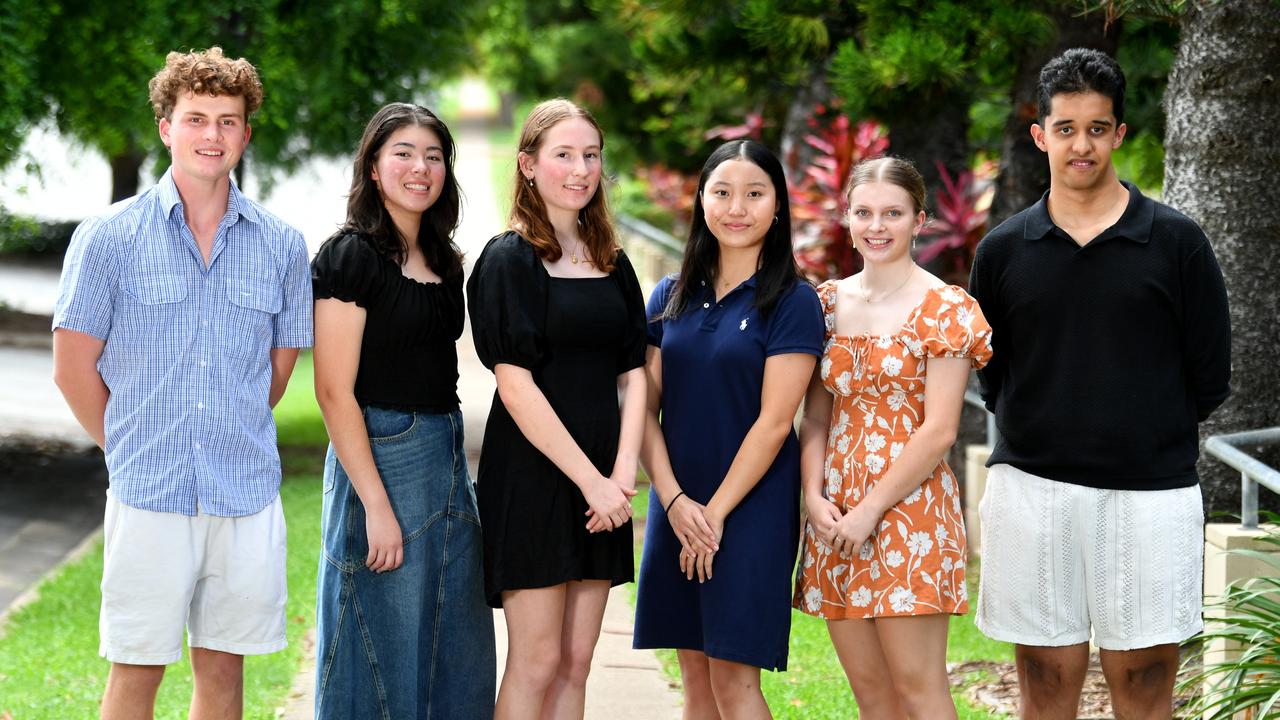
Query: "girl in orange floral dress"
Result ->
[[793, 157, 992, 719]]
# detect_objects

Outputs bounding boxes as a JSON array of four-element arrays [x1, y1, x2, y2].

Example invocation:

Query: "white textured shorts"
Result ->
[[99, 493, 287, 665], [975, 464, 1204, 651]]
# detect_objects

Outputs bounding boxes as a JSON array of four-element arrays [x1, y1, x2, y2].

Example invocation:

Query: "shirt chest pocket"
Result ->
[[225, 277, 281, 358], [121, 273, 189, 338], [125, 273, 188, 305]]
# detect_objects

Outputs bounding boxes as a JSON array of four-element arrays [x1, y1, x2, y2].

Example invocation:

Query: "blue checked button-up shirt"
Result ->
[[53, 170, 314, 516]]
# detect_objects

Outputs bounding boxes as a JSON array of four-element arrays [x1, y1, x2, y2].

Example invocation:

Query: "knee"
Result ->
[[1021, 654, 1068, 691], [707, 662, 760, 706], [558, 641, 597, 687], [510, 642, 561, 690]]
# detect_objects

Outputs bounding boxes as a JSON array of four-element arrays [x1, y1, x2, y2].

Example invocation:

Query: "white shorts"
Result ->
[[99, 493, 288, 665], [975, 464, 1204, 651]]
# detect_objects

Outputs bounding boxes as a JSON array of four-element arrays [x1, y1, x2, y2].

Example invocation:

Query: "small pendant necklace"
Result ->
[[858, 264, 915, 303]]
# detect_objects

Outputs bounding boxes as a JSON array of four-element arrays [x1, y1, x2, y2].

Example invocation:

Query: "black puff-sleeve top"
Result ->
[[312, 232, 464, 413], [466, 230, 647, 374]]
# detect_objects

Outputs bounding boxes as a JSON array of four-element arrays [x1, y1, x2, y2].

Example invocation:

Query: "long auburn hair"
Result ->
[[508, 98, 618, 273], [342, 102, 463, 281], [665, 139, 803, 318]]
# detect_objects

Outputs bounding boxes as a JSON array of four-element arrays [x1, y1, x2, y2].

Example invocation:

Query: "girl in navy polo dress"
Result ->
[[634, 139, 823, 715]]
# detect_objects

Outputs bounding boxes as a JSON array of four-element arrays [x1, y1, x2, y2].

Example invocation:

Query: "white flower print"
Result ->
[[889, 441, 904, 461], [884, 550, 905, 568], [826, 466, 842, 496], [835, 371, 852, 394], [907, 531, 934, 557], [836, 434, 851, 455], [886, 389, 908, 411], [958, 582, 969, 603], [902, 484, 923, 505], [955, 304, 975, 328], [952, 494, 962, 515], [820, 355, 832, 380], [865, 454, 885, 475], [889, 586, 917, 613], [804, 587, 823, 612], [942, 556, 954, 573], [851, 586, 872, 607], [859, 542, 875, 561], [875, 336, 894, 349], [881, 355, 903, 377], [863, 410, 875, 428], [940, 471, 955, 495], [939, 286, 964, 304], [934, 525, 950, 546], [901, 336, 923, 356], [869, 560, 881, 580], [864, 432, 886, 453]]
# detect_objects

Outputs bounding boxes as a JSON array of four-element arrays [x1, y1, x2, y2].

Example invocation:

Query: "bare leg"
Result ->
[[1014, 643, 1090, 720], [189, 648, 244, 720], [706, 657, 770, 719], [876, 614, 956, 720], [1099, 644, 1179, 720], [101, 663, 165, 720], [826, 618, 906, 719], [676, 650, 722, 720], [540, 580, 611, 720], [495, 585, 567, 720]]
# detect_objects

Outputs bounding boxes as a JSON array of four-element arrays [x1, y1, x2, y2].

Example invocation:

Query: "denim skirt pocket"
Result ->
[[366, 410, 456, 547]]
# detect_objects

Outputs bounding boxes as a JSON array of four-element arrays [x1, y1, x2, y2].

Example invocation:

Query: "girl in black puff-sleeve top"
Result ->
[[310, 104, 495, 719], [467, 99, 647, 718]]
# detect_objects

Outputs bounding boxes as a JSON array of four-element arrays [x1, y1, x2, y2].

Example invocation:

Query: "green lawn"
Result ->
[[0, 356, 327, 719]]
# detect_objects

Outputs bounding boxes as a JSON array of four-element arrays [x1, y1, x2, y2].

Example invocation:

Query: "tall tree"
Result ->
[[0, 0, 52, 170], [30, 0, 482, 202], [1162, 0, 1280, 514]]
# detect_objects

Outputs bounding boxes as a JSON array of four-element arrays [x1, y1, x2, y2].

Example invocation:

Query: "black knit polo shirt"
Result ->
[[969, 182, 1231, 491]]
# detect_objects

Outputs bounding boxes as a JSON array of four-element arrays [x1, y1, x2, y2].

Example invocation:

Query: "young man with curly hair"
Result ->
[[52, 47, 313, 719], [969, 48, 1231, 720]]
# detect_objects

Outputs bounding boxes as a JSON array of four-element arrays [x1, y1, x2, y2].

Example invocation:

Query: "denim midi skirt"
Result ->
[[315, 406, 495, 719]]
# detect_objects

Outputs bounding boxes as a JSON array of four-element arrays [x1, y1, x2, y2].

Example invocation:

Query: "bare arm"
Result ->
[[496, 363, 634, 531], [637, 347, 719, 554], [705, 352, 816, 533], [269, 347, 299, 408], [52, 328, 108, 449], [313, 298, 402, 572], [798, 363, 842, 539], [828, 356, 971, 557], [586, 365, 647, 532]]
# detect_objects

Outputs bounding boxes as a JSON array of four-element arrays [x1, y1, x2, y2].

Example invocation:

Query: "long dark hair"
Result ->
[[665, 139, 802, 318], [508, 98, 618, 272], [342, 102, 463, 281]]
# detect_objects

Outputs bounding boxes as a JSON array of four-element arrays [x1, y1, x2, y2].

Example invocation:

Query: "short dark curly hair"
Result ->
[[1036, 48, 1126, 124], [148, 46, 263, 122]]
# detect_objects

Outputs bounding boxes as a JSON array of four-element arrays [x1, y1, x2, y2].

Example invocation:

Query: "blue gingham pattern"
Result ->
[[53, 169, 313, 516]]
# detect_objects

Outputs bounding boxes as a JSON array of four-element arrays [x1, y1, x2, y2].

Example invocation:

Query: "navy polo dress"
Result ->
[[633, 274, 823, 671]]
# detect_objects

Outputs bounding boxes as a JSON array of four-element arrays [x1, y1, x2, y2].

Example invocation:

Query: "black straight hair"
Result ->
[[664, 139, 804, 319], [340, 102, 464, 281], [1036, 48, 1127, 124]]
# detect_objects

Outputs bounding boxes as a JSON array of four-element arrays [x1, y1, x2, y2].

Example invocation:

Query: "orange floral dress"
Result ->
[[794, 282, 992, 619]]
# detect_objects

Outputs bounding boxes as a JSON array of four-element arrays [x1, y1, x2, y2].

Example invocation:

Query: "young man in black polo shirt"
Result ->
[[969, 48, 1230, 720]]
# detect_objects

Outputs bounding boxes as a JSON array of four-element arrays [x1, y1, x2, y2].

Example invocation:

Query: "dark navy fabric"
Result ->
[[633, 274, 822, 671]]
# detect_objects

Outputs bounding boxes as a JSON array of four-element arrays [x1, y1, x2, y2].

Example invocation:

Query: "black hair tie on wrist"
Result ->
[[665, 491, 686, 513]]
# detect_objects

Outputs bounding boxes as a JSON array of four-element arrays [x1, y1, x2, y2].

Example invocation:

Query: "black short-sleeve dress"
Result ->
[[467, 231, 647, 607]]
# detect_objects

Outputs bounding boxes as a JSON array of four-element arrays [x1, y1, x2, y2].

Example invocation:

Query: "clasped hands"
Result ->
[[668, 493, 722, 583], [584, 470, 638, 533], [806, 495, 879, 560]]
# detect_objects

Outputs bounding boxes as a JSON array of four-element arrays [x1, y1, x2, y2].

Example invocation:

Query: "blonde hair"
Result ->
[[845, 156, 927, 215], [508, 98, 618, 272], [148, 46, 263, 122]]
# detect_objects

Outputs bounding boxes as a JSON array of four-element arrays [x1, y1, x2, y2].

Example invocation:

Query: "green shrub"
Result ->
[[0, 209, 79, 257]]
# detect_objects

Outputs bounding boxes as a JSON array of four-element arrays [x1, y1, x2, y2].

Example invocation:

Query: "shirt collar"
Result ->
[[157, 168, 260, 226], [1024, 180, 1154, 244]]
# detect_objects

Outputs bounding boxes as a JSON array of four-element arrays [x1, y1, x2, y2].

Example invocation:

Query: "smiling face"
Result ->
[[371, 124, 446, 229], [700, 158, 778, 253], [847, 181, 925, 266], [519, 116, 602, 224], [158, 92, 251, 186], [1032, 91, 1127, 193]]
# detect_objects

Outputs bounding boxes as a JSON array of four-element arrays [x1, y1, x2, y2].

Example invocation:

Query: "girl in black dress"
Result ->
[[467, 98, 647, 720]]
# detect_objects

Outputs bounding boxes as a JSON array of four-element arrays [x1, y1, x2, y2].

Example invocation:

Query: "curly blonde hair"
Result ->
[[148, 47, 263, 122]]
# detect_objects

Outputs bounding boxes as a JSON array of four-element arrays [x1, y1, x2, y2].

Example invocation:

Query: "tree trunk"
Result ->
[[109, 146, 144, 202], [1163, 0, 1280, 516], [884, 83, 972, 202], [989, 5, 1120, 229]]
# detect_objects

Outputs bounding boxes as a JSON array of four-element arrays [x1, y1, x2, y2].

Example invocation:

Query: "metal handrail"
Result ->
[[1203, 427, 1280, 530], [963, 389, 999, 448], [616, 214, 684, 259]]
